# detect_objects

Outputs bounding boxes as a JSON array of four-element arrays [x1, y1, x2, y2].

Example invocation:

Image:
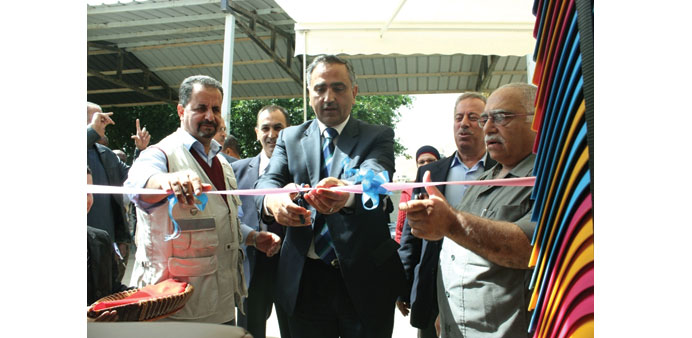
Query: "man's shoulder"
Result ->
[[230, 156, 255, 171], [350, 117, 392, 132], [282, 120, 314, 136]]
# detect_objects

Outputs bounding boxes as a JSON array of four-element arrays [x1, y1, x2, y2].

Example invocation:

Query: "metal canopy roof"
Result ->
[[87, 0, 530, 108]]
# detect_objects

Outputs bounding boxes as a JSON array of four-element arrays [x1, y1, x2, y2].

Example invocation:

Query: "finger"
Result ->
[[135, 119, 141, 133], [181, 178, 196, 205], [423, 170, 444, 199], [169, 180, 185, 204]]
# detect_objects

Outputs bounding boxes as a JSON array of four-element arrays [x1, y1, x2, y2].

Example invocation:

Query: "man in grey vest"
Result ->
[[125, 75, 279, 324]]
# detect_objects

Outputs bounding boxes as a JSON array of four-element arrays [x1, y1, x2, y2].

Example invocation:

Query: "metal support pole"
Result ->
[[221, 14, 236, 132]]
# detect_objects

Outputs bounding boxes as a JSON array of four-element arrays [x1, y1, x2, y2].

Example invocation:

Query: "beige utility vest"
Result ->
[[130, 133, 247, 323]]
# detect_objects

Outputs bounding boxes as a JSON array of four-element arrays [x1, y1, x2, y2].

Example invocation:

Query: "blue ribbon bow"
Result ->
[[341, 158, 391, 210]]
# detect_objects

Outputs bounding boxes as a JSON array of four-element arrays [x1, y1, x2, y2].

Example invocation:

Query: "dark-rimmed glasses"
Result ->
[[478, 110, 534, 127]]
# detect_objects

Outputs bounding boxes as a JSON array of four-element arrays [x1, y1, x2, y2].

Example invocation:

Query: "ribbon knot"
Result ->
[[165, 193, 209, 241]]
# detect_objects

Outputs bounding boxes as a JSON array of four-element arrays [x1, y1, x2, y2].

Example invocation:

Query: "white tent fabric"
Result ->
[[277, 0, 536, 57]]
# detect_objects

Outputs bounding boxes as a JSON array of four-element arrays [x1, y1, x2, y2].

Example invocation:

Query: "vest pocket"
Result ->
[[168, 255, 219, 318]]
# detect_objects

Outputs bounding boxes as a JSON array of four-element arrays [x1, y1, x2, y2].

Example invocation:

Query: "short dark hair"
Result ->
[[257, 104, 290, 127], [223, 134, 240, 154], [306, 55, 357, 88], [178, 75, 223, 107]]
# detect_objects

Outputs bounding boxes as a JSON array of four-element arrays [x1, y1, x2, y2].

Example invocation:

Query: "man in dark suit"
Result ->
[[86, 102, 132, 263], [233, 104, 291, 338], [397, 92, 495, 337], [255, 55, 406, 338]]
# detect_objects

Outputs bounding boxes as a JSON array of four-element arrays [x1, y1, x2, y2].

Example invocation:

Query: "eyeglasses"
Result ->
[[478, 110, 534, 127]]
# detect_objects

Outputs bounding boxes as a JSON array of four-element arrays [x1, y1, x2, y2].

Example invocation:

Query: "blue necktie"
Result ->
[[314, 127, 338, 264]]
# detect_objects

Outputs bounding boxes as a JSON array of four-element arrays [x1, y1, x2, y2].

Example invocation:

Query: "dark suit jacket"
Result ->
[[87, 226, 129, 305], [254, 117, 406, 329], [87, 127, 131, 244], [231, 154, 276, 282], [398, 153, 496, 329]]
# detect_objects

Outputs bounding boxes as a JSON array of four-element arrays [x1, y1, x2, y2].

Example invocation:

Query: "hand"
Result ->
[[87, 307, 119, 322], [435, 314, 441, 337], [398, 171, 456, 241], [252, 231, 282, 257], [162, 170, 209, 206], [116, 242, 129, 260], [264, 183, 311, 227], [395, 300, 410, 316], [131, 118, 151, 150], [303, 177, 349, 214], [89, 112, 115, 138]]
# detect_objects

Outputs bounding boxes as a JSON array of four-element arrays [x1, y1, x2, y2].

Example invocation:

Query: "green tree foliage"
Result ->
[[105, 104, 179, 164], [104, 95, 412, 164]]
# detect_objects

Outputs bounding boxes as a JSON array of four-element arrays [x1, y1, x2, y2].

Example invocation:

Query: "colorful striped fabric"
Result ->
[[527, 0, 594, 337]]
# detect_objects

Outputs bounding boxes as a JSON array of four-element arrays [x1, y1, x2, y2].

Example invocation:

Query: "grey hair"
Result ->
[[257, 104, 290, 127], [454, 92, 487, 111], [496, 83, 538, 116], [305, 55, 357, 88], [178, 75, 223, 107]]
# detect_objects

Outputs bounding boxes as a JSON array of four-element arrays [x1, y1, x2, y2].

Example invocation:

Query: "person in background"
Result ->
[[223, 134, 242, 162], [233, 104, 292, 338], [86, 102, 131, 271], [394, 145, 441, 243]]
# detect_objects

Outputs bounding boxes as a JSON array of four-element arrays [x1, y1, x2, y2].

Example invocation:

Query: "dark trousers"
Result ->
[[237, 251, 291, 338], [288, 258, 393, 338]]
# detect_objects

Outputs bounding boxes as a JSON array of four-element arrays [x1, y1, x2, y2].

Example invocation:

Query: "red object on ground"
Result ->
[[92, 279, 187, 311]]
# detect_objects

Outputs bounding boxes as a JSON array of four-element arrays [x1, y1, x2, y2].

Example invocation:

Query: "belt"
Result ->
[[308, 257, 340, 269]]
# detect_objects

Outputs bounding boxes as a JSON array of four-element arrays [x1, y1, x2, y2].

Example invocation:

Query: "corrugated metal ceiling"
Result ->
[[87, 0, 528, 108]]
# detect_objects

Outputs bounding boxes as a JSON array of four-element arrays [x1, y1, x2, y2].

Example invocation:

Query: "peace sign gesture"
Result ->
[[131, 118, 151, 150]]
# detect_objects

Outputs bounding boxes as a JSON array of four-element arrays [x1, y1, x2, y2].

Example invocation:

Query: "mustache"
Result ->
[[485, 134, 505, 144], [458, 127, 474, 136], [321, 103, 338, 110], [199, 120, 218, 127]]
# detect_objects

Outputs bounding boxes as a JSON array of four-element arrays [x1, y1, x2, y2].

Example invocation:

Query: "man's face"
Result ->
[[308, 62, 358, 127], [178, 83, 223, 143], [87, 172, 94, 213], [255, 109, 288, 158], [416, 153, 438, 168], [453, 97, 486, 156], [483, 87, 536, 168], [214, 124, 227, 145]]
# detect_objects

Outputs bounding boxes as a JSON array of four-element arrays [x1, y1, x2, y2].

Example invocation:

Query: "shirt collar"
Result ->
[[176, 128, 221, 157], [259, 150, 271, 176], [316, 115, 350, 137], [450, 151, 488, 170], [490, 153, 536, 179]]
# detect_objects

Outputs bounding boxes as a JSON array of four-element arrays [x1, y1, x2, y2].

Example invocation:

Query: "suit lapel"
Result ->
[[301, 121, 322, 186], [331, 118, 358, 179], [429, 156, 453, 196]]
